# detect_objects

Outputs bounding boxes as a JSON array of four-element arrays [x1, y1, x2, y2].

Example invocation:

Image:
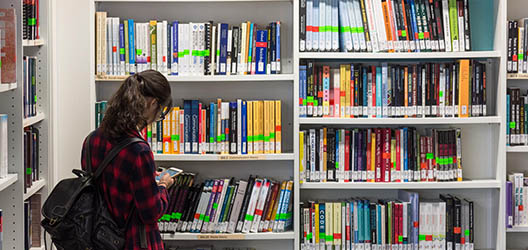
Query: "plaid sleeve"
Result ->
[[129, 148, 169, 224]]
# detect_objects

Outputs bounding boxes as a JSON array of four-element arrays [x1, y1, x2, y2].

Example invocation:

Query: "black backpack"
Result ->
[[41, 133, 147, 250]]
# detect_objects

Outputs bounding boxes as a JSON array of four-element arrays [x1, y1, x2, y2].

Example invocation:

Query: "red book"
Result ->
[[383, 128, 391, 182], [375, 129, 382, 182], [427, 136, 435, 182], [420, 136, 427, 181], [344, 130, 350, 182]]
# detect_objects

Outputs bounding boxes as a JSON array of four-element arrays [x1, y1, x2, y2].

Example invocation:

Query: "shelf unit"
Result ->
[[300, 180, 502, 190], [0, 0, 52, 249], [299, 116, 502, 125], [90, 0, 296, 248], [506, 1, 528, 249], [299, 51, 502, 59]]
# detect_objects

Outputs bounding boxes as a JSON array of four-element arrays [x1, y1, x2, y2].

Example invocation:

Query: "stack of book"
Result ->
[[299, 127, 463, 183], [24, 194, 41, 249], [0, 114, 7, 179], [301, 191, 474, 250], [95, 13, 282, 76], [23, 56, 38, 118], [299, 0, 472, 53], [299, 60, 486, 118], [159, 174, 293, 234], [506, 173, 528, 228], [23, 126, 40, 193], [94, 101, 108, 128], [507, 88, 528, 146], [507, 19, 528, 74], [23, 0, 40, 42]]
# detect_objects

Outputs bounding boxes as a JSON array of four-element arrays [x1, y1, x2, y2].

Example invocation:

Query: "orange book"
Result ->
[[171, 107, 179, 153], [370, 130, 376, 182], [381, 0, 394, 52], [458, 59, 470, 117], [163, 111, 171, 154], [247, 101, 254, 154], [258, 100, 265, 154], [345, 65, 351, 117]]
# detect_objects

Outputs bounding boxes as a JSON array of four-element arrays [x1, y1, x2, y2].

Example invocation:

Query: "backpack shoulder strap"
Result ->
[[89, 137, 145, 179]]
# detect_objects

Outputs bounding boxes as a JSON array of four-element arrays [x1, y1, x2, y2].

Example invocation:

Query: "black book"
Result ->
[[327, 128, 336, 181], [300, 0, 306, 52], [424, 0, 437, 51], [433, 0, 445, 51], [453, 195, 462, 246], [404, 0, 416, 51], [393, 0, 404, 50], [359, 0, 371, 52], [270, 22, 277, 74], [266, 24, 272, 74], [463, 0, 471, 51], [454, 63, 459, 116], [440, 194, 454, 247], [369, 203, 377, 244], [465, 198, 474, 244], [315, 128, 320, 178], [204, 22, 212, 75], [508, 21, 514, 73], [513, 21, 519, 73], [231, 27, 239, 75], [236, 176, 255, 232], [230, 102, 237, 154]]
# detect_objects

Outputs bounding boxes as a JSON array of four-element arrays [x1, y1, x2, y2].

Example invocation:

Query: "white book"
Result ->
[[313, 0, 320, 51], [106, 19, 112, 75], [178, 23, 184, 75], [199, 23, 205, 76], [365, 0, 379, 52], [191, 23, 199, 76], [306, 0, 313, 51], [520, 27, 525, 74], [216, 23, 221, 74], [319, 0, 326, 51], [353, 0, 366, 51], [338, 0, 353, 52], [242, 179, 263, 233], [250, 179, 271, 232], [339, 129, 345, 182], [142, 23, 149, 73], [331, 0, 340, 51], [112, 18, 119, 75], [347, 0, 360, 51], [237, 99, 242, 154], [309, 129, 317, 181], [442, 0, 452, 52], [458, 10, 465, 52], [227, 29, 232, 75], [156, 22, 163, 74], [325, 0, 333, 51], [439, 65, 446, 117], [373, 0, 387, 51], [238, 23, 246, 74]]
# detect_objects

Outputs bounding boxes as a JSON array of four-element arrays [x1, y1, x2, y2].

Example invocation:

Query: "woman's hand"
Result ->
[[158, 173, 175, 189]]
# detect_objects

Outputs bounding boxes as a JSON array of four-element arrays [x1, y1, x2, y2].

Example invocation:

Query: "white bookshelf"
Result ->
[[0, 174, 18, 192], [161, 232, 295, 241], [23, 113, 45, 127], [87, 0, 509, 249], [23, 179, 46, 201], [0, 0, 52, 249], [0, 83, 17, 93], [507, 1, 528, 249]]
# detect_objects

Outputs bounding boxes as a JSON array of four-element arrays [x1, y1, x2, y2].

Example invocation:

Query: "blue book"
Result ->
[[127, 20, 135, 74], [217, 184, 232, 231], [507, 94, 510, 145], [376, 67, 382, 117], [409, 0, 420, 52], [184, 100, 191, 153], [362, 68, 368, 117], [247, 23, 254, 73], [167, 23, 171, 73], [276, 22, 280, 74], [377, 205, 382, 245], [364, 200, 371, 243], [353, 201, 359, 244], [255, 30, 268, 74], [171, 21, 179, 75], [191, 100, 199, 154], [358, 200, 364, 243], [300, 65, 307, 117], [382, 63, 388, 118], [119, 23, 125, 74], [335, 129, 339, 173], [219, 23, 228, 75], [403, 127, 408, 182], [242, 100, 247, 154], [318, 203, 325, 244]]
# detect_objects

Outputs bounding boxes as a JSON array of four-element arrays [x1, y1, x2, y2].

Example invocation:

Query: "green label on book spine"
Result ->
[[199, 214, 205, 221], [120, 48, 125, 54], [332, 26, 338, 32], [510, 122, 516, 128], [171, 212, 177, 219], [204, 50, 210, 56], [520, 54, 525, 61], [464, 229, 470, 236], [213, 203, 218, 209], [175, 212, 182, 220], [136, 49, 142, 55], [26, 168, 32, 175], [419, 235, 426, 241], [210, 137, 214, 143], [147, 131, 152, 138], [335, 162, 339, 169], [419, 33, 425, 39], [270, 132, 276, 137], [358, 27, 365, 33], [307, 233, 313, 241], [326, 235, 333, 241], [29, 18, 36, 26], [426, 153, 434, 159], [171, 135, 177, 141], [402, 30, 407, 37], [245, 214, 254, 221]]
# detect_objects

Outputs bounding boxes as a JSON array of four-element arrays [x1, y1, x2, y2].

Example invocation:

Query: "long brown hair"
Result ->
[[100, 70, 172, 139]]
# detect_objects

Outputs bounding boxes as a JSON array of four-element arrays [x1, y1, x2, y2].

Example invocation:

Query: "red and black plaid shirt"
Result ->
[[81, 128, 168, 250]]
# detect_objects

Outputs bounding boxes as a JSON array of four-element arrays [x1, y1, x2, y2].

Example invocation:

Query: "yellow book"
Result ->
[[323, 127, 327, 182], [458, 59, 470, 117], [345, 65, 351, 117], [245, 21, 251, 75], [163, 110, 171, 154], [299, 131, 305, 184], [269, 100, 275, 153], [370, 131, 376, 182], [275, 100, 282, 153], [253, 100, 259, 154], [149, 20, 158, 70], [264, 100, 270, 154], [259, 101, 265, 154], [247, 101, 254, 154], [333, 202, 341, 246], [339, 65, 346, 118], [171, 107, 179, 154], [314, 203, 320, 246]]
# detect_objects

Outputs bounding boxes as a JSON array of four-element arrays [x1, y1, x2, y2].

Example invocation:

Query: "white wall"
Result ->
[[51, 0, 92, 184]]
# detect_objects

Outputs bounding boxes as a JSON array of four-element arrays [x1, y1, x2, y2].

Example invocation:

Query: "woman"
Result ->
[[81, 70, 174, 250]]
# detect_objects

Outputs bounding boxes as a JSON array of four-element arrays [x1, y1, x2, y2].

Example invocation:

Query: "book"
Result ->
[[301, 193, 473, 250], [301, 0, 472, 53], [23, 194, 42, 249], [507, 173, 528, 227], [300, 127, 463, 182], [95, 14, 282, 76], [300, 60, 487, 118], [23, 56, 38, 118], [0, 8, 16, 83], [23, 126, 40, 193], [159, 174, 293, 234]]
